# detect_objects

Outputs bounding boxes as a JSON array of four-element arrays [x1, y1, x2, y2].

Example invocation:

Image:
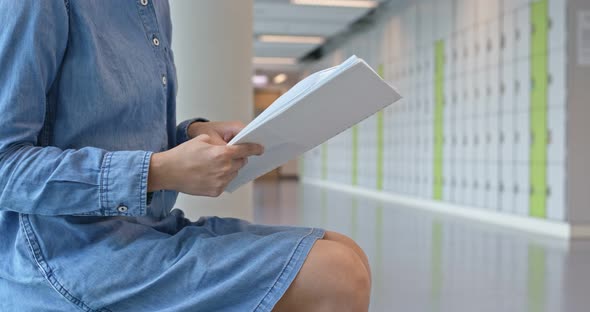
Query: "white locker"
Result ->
[[464, 28, 476, 74], [500, 160, 516, 213], [547, 107, 566, 164], [488, 67, 501, 115], [501, 11, 516, 64], [500, 63, 515, 114], [501, 0, 520, 15], [514, 59, 531, 113], [476, 160, 488, 208], [547, 164, 565, 221], [548, 0, 567, 51], [548, 49, 566, 109], [514, 7, 531, 61], [475, 24, 488, 71], [514, 111, 531, 163], [514, 163, 530, 216], [489, 18, 502, 67]]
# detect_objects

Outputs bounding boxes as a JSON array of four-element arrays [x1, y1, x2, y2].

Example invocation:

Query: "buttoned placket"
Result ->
[[136, 0, 169, 90]]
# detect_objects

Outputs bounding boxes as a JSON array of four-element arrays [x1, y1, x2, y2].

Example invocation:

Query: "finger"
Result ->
[[208, 132, 227, 146], [228, 143, 264, 159], [229, 158, 248, 172], [222, 121, 246, 142]]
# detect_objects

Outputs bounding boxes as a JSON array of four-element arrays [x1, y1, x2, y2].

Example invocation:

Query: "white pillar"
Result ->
[[170, 0, 254, 221]]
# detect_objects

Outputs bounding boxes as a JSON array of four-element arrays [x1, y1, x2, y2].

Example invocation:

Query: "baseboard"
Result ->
[[302, 178, 590, 240]]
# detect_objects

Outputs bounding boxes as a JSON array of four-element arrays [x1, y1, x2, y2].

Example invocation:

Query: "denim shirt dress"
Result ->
[[0, 1, 324, 311]]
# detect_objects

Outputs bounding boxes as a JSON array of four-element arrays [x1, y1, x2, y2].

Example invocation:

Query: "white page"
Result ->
[[225, 56, 401, 192], [230, 55, 361, 144]]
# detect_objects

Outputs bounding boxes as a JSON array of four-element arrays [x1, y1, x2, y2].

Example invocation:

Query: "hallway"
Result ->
[[254, 180, 590, 312]]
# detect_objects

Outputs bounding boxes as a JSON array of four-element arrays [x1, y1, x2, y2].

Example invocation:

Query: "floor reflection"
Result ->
[[253, 180, 590, 312]]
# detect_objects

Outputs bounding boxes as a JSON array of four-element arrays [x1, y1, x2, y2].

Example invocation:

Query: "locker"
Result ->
[[546, 164, 565, 221], [548, 0, 567, 51], [514, 7, 531, 61], [485, 162, 500, 211], [500, 160, 515, 213], [465, 161, 478, 206], [547, 107, 566, 164], [443, 160, 453, 201], [488, 19, 502, 67], [500, 63, 515, 114], [476, 161, 487, 208], [475, 24, 488, 71], [514, 59, 531, 113], [455, 31, 466, 75], [488, 67, 501, 115], [474, 71, 486, 118], [513, 164, 529, 216], [501, 0, 520, 14], [476, 115, 487, 163], [500, 112, 515, 164], [488, 114, 501, 162], [501, 11, 516, 64], [514, 111, 531, 163], [464, 28, 476, 73], [548, 50, 566, 109]]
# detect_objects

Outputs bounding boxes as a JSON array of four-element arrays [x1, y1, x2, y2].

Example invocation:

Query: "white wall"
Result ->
[[170, 0, 255, 221]]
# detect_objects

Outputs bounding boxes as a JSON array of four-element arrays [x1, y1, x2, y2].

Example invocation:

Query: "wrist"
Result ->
[[187, 119, 210, 139], [148, 152, 172, 192]]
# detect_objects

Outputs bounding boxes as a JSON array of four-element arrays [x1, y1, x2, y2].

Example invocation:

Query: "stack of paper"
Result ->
[[226, 55, 401, 192]]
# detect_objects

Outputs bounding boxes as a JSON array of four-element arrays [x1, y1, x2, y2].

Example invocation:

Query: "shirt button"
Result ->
[[152, 36, 160, 47], [162, 75, 167, 86], [140, 0, 148, 6], [117, 205, 128, 213]]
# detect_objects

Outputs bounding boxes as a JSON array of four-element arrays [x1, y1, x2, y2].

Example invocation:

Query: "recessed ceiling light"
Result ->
[[253, 57, 297, 65], [291, 0, 379, 8], [259, 35, 326, 45], [252, 75, 269, 87], [273, 73, 288, 84]]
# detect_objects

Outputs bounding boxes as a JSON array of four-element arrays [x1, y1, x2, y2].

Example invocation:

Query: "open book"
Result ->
[[226, 55, 402, 192]]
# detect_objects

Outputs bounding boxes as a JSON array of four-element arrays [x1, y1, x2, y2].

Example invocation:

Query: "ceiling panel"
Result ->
[[254, 3, 371, 23], [254, 20, 345, 37], [254, 41, 318, 58], [253, 0, 390, 68]]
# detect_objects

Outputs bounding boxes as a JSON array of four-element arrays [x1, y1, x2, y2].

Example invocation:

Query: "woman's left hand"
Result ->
[[188, 121, 246, 145]]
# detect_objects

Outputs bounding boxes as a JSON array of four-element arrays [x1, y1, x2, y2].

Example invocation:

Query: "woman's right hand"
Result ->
[[147, 134, 264, 197]]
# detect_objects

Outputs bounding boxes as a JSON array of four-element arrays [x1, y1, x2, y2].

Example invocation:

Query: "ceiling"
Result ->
[[253, 0, 390, 72]]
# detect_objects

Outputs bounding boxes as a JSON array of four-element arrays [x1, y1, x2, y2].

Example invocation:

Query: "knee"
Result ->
[[309, 241, 371, 310], [329, 243, 371, 298]]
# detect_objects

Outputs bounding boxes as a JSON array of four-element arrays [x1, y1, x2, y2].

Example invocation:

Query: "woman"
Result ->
[[0, 1, 371, 311]]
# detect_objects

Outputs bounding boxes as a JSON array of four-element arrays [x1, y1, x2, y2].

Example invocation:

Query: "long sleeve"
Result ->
[[175, 118, 209, 146], [0, 1, 150, 217]]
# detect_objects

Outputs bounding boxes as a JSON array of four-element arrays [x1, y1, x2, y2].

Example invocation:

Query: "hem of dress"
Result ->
[[253, 227, 326, 312]]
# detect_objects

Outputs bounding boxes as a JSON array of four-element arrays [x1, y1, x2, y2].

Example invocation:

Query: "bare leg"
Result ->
[[323, 231, 371, 283], [273, 235, 371, 312]]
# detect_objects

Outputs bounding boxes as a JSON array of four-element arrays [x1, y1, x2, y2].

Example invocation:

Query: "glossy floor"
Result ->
[[253, 180, 590, 312]]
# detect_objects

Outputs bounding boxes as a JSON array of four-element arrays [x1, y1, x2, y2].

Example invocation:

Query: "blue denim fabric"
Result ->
[[0, 1, 324, 311]]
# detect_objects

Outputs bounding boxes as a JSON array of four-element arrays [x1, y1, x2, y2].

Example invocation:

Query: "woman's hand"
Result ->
[[148, 134, 264, 197], [188, 121, 246, 144]]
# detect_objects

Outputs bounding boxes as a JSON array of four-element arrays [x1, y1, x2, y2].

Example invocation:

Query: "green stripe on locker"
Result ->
[[377, 64, 385, 190], [434, 41, 445, 200], [529, 0, 548, 218]]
